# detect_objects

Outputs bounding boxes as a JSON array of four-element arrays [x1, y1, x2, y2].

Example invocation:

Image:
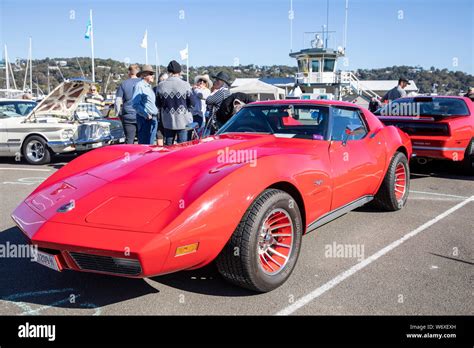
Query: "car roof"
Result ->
[[249, 99, 362, 108], [394, 95, 469, 101]]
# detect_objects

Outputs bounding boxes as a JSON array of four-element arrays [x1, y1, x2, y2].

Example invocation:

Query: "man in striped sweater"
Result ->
[[156, 61, 194, 145]]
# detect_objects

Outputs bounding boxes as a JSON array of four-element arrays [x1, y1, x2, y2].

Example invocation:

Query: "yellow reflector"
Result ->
[[175, 243, 199, 256]]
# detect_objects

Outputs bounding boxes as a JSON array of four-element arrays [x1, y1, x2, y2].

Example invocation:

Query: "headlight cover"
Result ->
[[61, 128, 75, 140]]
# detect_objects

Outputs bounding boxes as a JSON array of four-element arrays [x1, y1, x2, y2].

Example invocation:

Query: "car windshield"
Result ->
[[75, 103, 103, 120], [378, 97, 470, 117], [0, 101, 37, 117], [217, 104, 330, 140]]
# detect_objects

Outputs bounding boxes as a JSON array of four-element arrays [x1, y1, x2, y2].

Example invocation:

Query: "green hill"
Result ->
[[1, 57, 472, 96]]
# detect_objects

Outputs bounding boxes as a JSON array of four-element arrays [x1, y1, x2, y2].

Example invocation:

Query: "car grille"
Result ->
[[381, 121, 450, 136], [68, 251, 142, 276]]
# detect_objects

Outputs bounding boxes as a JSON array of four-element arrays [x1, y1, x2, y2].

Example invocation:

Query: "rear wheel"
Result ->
[[216, 189, 303, 292], [22, 135, 52, 165], [373, 151, 410, 211], [461, 139, 474, 175]]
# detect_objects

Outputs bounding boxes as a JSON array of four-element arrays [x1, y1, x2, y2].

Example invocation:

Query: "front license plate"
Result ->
[[91, 142, 103, 149], [35, 250, 61, 272]]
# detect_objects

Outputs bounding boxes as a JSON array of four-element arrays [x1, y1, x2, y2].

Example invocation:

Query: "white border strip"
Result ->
[[276, 195, 474, 315], [0, 168, 51, 172], [410, 190, 468, 199]]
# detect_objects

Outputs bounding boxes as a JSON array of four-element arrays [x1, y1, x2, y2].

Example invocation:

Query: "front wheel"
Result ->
[[22, 135, 52, 165], [216, 189, 303, 292], [373, 151, 410, 211]]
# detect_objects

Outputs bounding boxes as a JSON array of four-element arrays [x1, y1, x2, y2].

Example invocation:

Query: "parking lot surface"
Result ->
[[0, 156, 472, 315]]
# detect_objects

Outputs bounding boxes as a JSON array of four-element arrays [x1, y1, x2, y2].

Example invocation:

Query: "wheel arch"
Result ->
[[20, 133, 51, 153], [267, 181, 307, 233]]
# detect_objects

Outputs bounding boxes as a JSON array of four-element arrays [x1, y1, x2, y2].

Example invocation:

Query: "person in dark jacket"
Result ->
[[368, 96, 382, 113], [381, 77, 411, 102], [216, 92, 255, 125], [115, 64, 140, 144], [464, 87, 474, 102]]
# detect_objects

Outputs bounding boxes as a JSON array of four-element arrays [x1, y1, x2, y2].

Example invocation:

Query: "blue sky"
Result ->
[[1, 0, 473, 73]]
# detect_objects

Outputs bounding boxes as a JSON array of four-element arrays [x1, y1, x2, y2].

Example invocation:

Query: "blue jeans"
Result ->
[[137, 117, 157, 145], [164, 128, 188, 146]]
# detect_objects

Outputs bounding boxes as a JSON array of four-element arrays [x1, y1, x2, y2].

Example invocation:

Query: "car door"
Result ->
[[328, 106, 386, 210], [0, 114, 10, 155]]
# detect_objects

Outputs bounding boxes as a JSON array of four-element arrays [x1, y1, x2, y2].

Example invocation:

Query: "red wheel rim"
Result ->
[[394, 163, 407, 201], [257, 208, 293, 275]]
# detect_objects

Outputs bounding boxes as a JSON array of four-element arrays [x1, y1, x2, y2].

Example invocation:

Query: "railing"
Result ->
[[344, 72, 379, 99], [294, 71, 380, 100], [296, 72, 338, 84]]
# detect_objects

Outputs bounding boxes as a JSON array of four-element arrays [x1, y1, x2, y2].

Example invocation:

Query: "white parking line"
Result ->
[[410, 190, 469, 199], [0, 168, 51, 172], [276, 195, 474, 316]]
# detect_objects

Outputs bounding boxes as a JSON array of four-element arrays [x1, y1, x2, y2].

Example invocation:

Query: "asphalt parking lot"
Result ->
[[0, 155, 472, 316]]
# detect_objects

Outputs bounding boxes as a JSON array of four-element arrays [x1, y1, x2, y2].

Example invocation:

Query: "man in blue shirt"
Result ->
[[115, 64, 140, 144], [132, 64, 158, 145]]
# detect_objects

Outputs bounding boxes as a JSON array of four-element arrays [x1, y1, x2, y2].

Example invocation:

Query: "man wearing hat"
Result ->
[[382, 77, 411, 102], [132, 64, 159, 144], [205, 72, 232, 131], [191, 74, 212, 128], [115, 64, 140, 144], [156, 60, 194, 145]]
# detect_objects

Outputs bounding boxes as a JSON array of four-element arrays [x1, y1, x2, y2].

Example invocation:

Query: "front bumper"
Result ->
[[48, 134, 125, 154], [11, 202, 170, 278]]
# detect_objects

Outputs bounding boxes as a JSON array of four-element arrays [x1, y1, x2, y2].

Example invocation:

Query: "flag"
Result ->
[[180, 46, 188, 60], [140, 30, 148, 49], [84, 20, 92, 39]]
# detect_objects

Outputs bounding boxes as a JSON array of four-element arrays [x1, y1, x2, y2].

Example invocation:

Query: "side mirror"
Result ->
[[343, 124, 365, 145]]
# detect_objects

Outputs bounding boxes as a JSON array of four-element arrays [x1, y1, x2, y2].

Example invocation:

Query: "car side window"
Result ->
[[330, 107, 368, 141]]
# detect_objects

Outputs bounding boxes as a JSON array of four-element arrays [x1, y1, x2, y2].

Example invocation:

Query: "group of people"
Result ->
[[115, 61, 235, 145]]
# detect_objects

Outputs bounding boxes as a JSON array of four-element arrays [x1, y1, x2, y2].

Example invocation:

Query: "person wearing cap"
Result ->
[[132, 64, 159, 145], [191, 74, 212, 128], [381, 77, 411, 102], [205, 72, 232, 131], [156, 60, 194, 145], [115, 64, 140, 144], [463, 87, 474, 102]]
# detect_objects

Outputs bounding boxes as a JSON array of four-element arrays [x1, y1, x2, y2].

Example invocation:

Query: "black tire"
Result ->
[[216, 189, 303, 292], [373, 151, 410, 211], [461, 139, 474, 175], [22, 135, 52, 165]]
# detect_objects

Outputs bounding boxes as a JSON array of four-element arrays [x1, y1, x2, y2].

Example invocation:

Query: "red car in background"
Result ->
[[12, 100, 411, 292], [375, 96, 474, 174]]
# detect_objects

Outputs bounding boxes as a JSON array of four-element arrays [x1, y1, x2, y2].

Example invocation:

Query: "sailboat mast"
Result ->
[[29, 37, 33, 93], [5, 45, 10, 90]]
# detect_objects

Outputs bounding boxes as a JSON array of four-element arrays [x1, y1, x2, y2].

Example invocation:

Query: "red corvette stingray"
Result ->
[[12, 100, 412, 292]]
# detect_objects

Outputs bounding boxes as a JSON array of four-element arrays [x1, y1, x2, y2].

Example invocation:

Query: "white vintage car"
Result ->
[[0, 79, 125, 164]]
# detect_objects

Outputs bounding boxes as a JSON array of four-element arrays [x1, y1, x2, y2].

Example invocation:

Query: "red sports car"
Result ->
[[375, 96, 474, 174], [12, 100, 412, 292]]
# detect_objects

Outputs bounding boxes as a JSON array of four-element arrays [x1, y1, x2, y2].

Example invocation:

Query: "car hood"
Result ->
[[26, 80, 94, 120], [24, 133, 320, 232]]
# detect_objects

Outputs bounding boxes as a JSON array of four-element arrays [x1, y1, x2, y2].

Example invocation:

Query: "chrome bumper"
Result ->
[[48, 135, 125, 153]]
